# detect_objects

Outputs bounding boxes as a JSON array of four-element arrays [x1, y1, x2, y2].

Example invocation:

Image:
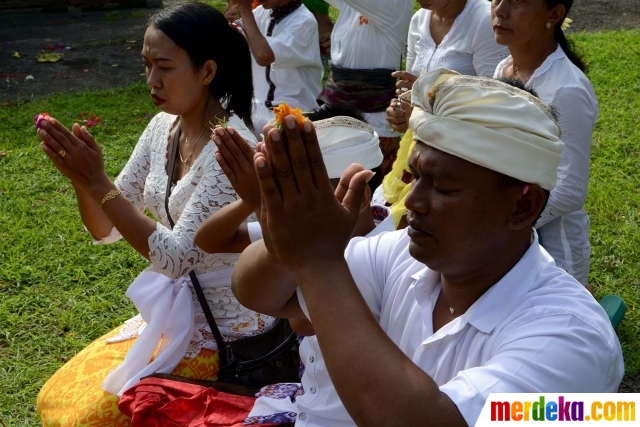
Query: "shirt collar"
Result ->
[[465, 231, 548, 334], [269, 0, 303, 24], [366, 205, 395, 238], [412, 231, 550, 335], [527, 45, 564, 84]]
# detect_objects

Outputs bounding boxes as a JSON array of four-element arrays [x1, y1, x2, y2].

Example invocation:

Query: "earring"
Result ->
[[202, 79, 210, 85], [546, 22, 552, 29]]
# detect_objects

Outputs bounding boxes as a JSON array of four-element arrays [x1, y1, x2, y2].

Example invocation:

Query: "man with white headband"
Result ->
[[231, 69, 624, 427]]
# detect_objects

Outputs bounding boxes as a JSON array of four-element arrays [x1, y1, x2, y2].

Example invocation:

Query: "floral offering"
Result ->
[[273, 103, 306, 130], [34, 112, 50, 129]]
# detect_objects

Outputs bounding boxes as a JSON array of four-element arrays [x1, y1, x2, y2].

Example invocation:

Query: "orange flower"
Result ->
[[273, 103, 306, 129]]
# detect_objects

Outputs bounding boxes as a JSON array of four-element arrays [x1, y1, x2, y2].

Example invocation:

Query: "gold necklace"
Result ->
[[178, 114, 219, 163]]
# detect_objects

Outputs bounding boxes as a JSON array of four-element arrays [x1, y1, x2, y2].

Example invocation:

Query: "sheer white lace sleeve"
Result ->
[[89, 112, 260, 280], [91, 115, 159, 244], [148, 155, 235, 279], [146, 115, 258, 279], [114, 115, 158, 211]]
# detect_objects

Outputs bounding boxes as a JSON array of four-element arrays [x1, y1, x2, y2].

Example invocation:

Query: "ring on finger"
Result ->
[[58, 149, 67, 157]]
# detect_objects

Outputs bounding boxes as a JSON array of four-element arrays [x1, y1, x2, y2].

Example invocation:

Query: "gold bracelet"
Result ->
[[99, 189, 121, 209]]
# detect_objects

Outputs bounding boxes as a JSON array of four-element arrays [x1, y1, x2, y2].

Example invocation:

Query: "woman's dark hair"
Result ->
[[306, 104, 368, 123], [543, 0, 586, 71], [149, 2, 254, 129]]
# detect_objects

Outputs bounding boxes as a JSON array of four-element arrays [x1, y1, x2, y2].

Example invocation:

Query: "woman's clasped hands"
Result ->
[[37, 117, 110, 194], [213, 125, 262, 211]]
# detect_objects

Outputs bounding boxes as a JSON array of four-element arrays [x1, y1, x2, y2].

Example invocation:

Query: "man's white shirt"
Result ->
[[295, 230, 624, 426]]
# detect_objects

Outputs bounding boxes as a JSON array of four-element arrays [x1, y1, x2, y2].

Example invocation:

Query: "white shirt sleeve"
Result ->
[[405, 13, 420, 73], [92, 115, 158, 244], [324, 0, 345, 10], [440, 314, 623, 427], [339, 0, 412, 33], [536, 85, 597, 228], [247, 221, 264, 243], [268, 14, 320, 70], [471, 14, 509, 78]]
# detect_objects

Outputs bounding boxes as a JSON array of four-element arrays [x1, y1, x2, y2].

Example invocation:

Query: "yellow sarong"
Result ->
[[37, 325, 220, 427]]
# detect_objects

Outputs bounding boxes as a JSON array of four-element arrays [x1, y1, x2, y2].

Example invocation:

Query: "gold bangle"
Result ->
[[99, 189, 121, 209]]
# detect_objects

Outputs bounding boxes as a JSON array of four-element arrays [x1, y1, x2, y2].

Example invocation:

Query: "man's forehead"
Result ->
[[411, 141, 497, 181], [410, 142, 461, 168]]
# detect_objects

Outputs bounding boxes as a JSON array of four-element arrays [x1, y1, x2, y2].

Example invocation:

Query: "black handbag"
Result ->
[[158, 125, 300, 391]]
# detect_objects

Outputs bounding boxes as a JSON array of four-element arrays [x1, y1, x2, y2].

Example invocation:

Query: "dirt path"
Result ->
[[1, 0, 639, 104], [570, 0, 640, 32], [0, 7, 151, 104]]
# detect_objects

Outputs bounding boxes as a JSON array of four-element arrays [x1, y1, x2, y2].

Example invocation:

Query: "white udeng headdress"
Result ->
[[313, 116, 383, 179], [267, 115, 383, 179], [409, 69, 564, 190]]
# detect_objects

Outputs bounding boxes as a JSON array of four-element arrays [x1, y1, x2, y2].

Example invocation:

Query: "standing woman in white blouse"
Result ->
[[380, 0, 508, 227], [389, 0, 509, 133], [492, 0, 597, 287], [35, 3, 276, 426]]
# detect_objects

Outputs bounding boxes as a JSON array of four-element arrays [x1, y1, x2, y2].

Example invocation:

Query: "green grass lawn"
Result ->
[[0, 16, 639, 427]]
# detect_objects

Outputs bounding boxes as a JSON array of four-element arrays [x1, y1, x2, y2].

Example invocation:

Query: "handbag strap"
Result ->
[[165, 125, 232, 369]]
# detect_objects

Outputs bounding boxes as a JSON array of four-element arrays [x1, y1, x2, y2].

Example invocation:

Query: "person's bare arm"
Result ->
[[195, 125, 263, 254], [232, 240, 305, 319], [231, 131, 371, 321], [244, 116, 467, 427], [289, 318, 315, 336], [39, 118, 157, 258], [234, 1, 275, 66], [71, 182, 115, 240], [195, 200, 252, 253]]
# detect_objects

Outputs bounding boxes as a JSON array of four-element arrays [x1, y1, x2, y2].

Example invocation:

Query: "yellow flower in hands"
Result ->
[[273, 103, 306, 130]]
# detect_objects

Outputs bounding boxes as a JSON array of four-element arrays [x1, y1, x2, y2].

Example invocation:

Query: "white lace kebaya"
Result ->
[[93, 112, 276, 395]]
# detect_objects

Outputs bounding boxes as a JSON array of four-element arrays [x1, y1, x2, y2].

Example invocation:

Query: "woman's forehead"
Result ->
[[142, 26, 182, 59]]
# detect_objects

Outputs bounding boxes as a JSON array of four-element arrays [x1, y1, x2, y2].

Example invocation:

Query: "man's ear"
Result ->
[[508, 184, 547, 231], [359, 185, 372, 214]]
